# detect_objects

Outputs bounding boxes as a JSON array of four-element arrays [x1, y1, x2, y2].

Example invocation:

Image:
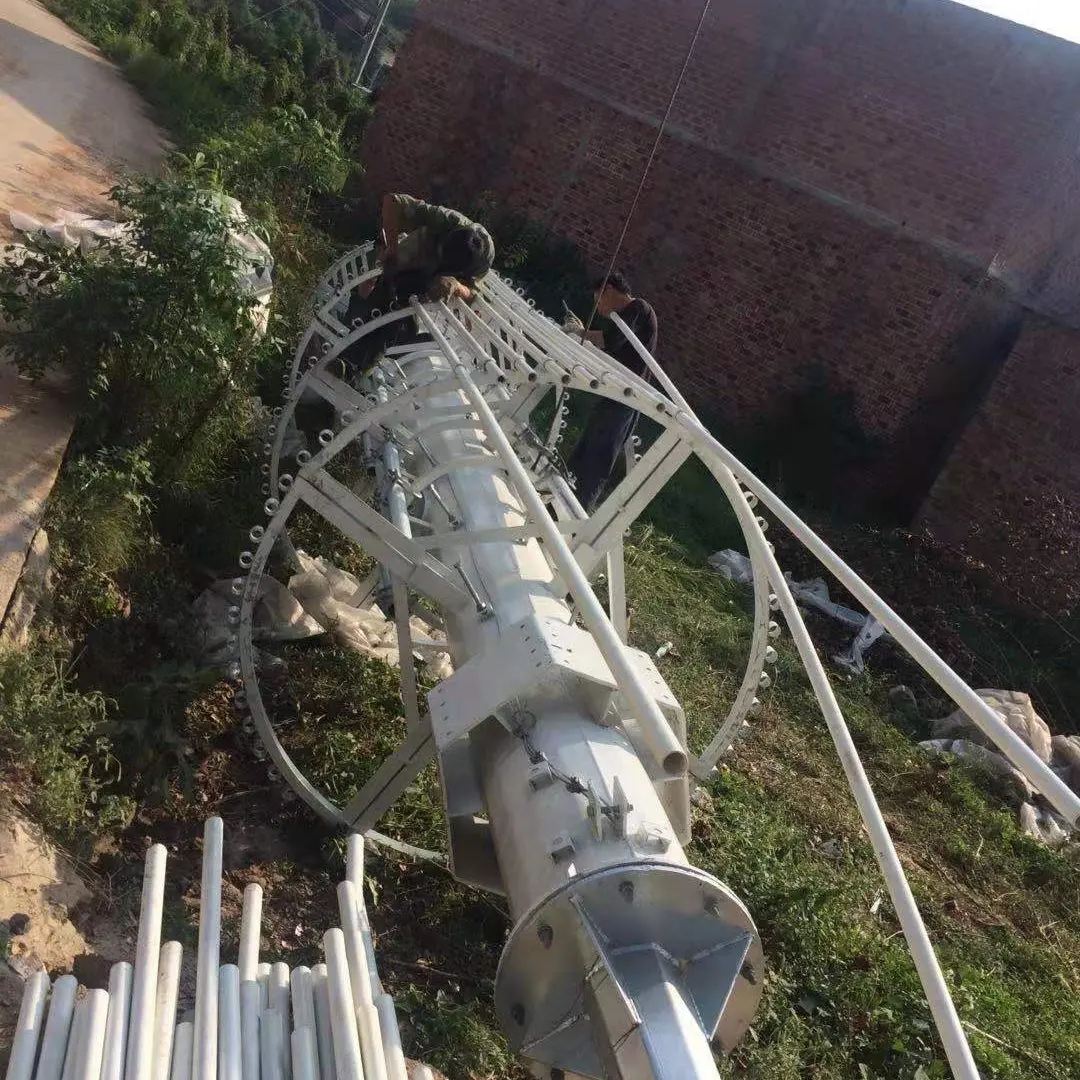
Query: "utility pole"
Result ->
[[353, 0, 393, 89]]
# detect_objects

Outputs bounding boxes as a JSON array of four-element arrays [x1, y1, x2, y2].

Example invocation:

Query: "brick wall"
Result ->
[[920, 318, 1080, 612], [362, 0, 1080, 606]]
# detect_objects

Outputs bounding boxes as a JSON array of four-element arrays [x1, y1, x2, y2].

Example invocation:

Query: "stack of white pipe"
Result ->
[[4, 821, 433, 1080]]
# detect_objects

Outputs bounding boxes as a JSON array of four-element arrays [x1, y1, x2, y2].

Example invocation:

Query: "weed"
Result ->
[[0, 632, 133, 844], [622, 521, 1080, 1079], [398, 986, 522, 1080]]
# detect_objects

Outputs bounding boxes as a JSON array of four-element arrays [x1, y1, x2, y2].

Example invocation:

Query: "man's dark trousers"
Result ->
[[566, 399, 638, 512]]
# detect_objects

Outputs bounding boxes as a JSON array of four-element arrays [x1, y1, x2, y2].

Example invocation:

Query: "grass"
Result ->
[[3, 3, 1076, 1068], [0, 630, 134, 840], [624, 526, 1080, 1080], [247, 516, 1078, 1079]]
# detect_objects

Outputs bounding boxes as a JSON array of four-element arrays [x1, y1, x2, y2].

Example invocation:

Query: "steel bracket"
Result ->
[[429, 614, 683, 754]]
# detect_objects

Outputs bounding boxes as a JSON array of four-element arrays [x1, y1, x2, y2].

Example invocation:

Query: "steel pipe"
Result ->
[[696, 423, 982, 1080], [310, 965, 336, 1080], [290, 1029, 318, 1080], [323, 930, 364, 1080], [259, 1010, 287, 1080], [415, 301, 687, 778], [152, 943, 183, 1080], [336, 882, 375, 1007], [101, 963, 133, 1080], [608, 307, 1080, 825], [289, 966, 316, 1031], [218, 965, 242, 1080], [257, 963, 272, 1012], [337, 882, 389, 1079], [193, 816, 224, 1080], [72, 990, 110, 1080], [5, 969, 49, 1080], [239, 884, 263, 983], [239, 981, 262, 1080], [126, 844, 167, 1080], [289, 968, 320, 1080], [270, 963, 291, 1025], [60, 995, 86, 1080], [374, 994, 408, 1080], [36, 974, 77, 1080], [170, 1022, 194, 1080], [356, 1006, 388, 1080]]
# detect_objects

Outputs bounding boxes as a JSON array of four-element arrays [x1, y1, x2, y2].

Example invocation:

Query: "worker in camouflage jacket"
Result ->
[[341, 194, 494, 376]]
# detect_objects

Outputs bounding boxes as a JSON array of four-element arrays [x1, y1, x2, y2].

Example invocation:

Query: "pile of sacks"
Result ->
[[195, 550, 453, 684], [920, 689, 1079, 846]]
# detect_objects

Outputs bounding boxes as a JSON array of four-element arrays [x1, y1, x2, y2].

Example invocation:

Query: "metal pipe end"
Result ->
[[663, 749, 688, 776]]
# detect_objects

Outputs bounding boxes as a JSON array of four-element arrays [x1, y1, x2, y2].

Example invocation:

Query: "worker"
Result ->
[[365, 193, 494, 304], [341, 194, 495, 376], [562, 270, 659, 511]]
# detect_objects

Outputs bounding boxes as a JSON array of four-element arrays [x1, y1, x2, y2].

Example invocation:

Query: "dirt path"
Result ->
[[0, 0, 166, 241], [0, 0, 166, 626]]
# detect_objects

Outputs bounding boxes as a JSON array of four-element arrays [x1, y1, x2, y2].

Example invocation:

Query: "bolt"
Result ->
[[510, 1002, 526, 1026], [740, 961, 758, 986], [619, 880, 635, 903], [537, 924, 554, 949]]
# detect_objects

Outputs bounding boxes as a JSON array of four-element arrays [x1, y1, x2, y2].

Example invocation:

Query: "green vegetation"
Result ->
[[47, 0, 371, 156], [0, 1, 1076, 1076], [0, 631, 133, 836], [0, 0, 362, 841], [625, 527, 1080, 1080], [278, 519, 1079, 1078]]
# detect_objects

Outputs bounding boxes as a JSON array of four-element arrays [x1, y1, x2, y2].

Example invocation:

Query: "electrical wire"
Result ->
[[234, 0, 373, 47], [311, 0, 372, 44], [583, 0, 713, 336], [232, 0, 307, 32]]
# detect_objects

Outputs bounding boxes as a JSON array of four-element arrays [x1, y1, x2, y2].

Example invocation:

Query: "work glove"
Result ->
[[562, 310, 585, 334]]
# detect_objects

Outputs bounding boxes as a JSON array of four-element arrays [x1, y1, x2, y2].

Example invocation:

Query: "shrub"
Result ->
[[472, 196, 592, 317], [47, 446, 154, 576], [0, 175, 272, 481], [201, 106, 353, 216], [734, 364, 884, 516], [0, 633, 133, 842]]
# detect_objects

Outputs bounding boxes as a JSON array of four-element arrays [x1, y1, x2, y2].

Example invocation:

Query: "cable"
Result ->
[[583, 0, 713, 335], [311, 0, 372, 44], [233, 0, 307, 32], [234, 0, 372, 47]]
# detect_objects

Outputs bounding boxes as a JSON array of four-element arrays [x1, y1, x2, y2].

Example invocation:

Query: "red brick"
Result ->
[[362, 0, 1080, 609]]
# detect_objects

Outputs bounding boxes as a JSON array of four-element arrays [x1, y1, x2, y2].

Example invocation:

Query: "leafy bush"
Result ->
[[472, 195, 592, 317], [0, 176, 270, 480], [201, 106, 353, 216], [0, 634, 133, 842]]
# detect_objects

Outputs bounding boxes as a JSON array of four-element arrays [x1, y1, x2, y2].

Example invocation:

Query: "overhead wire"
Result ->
[[234, 0, 372, 48], [232, 0, 307, 32], [583, 0, 713, 336]]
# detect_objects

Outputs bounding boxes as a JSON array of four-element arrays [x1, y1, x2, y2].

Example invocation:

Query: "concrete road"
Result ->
[[0, 0, 165, 239], [0, 0, 165, 625]]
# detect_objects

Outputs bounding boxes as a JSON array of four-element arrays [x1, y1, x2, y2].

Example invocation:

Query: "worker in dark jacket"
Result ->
[[563, 270, 659, 511]]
